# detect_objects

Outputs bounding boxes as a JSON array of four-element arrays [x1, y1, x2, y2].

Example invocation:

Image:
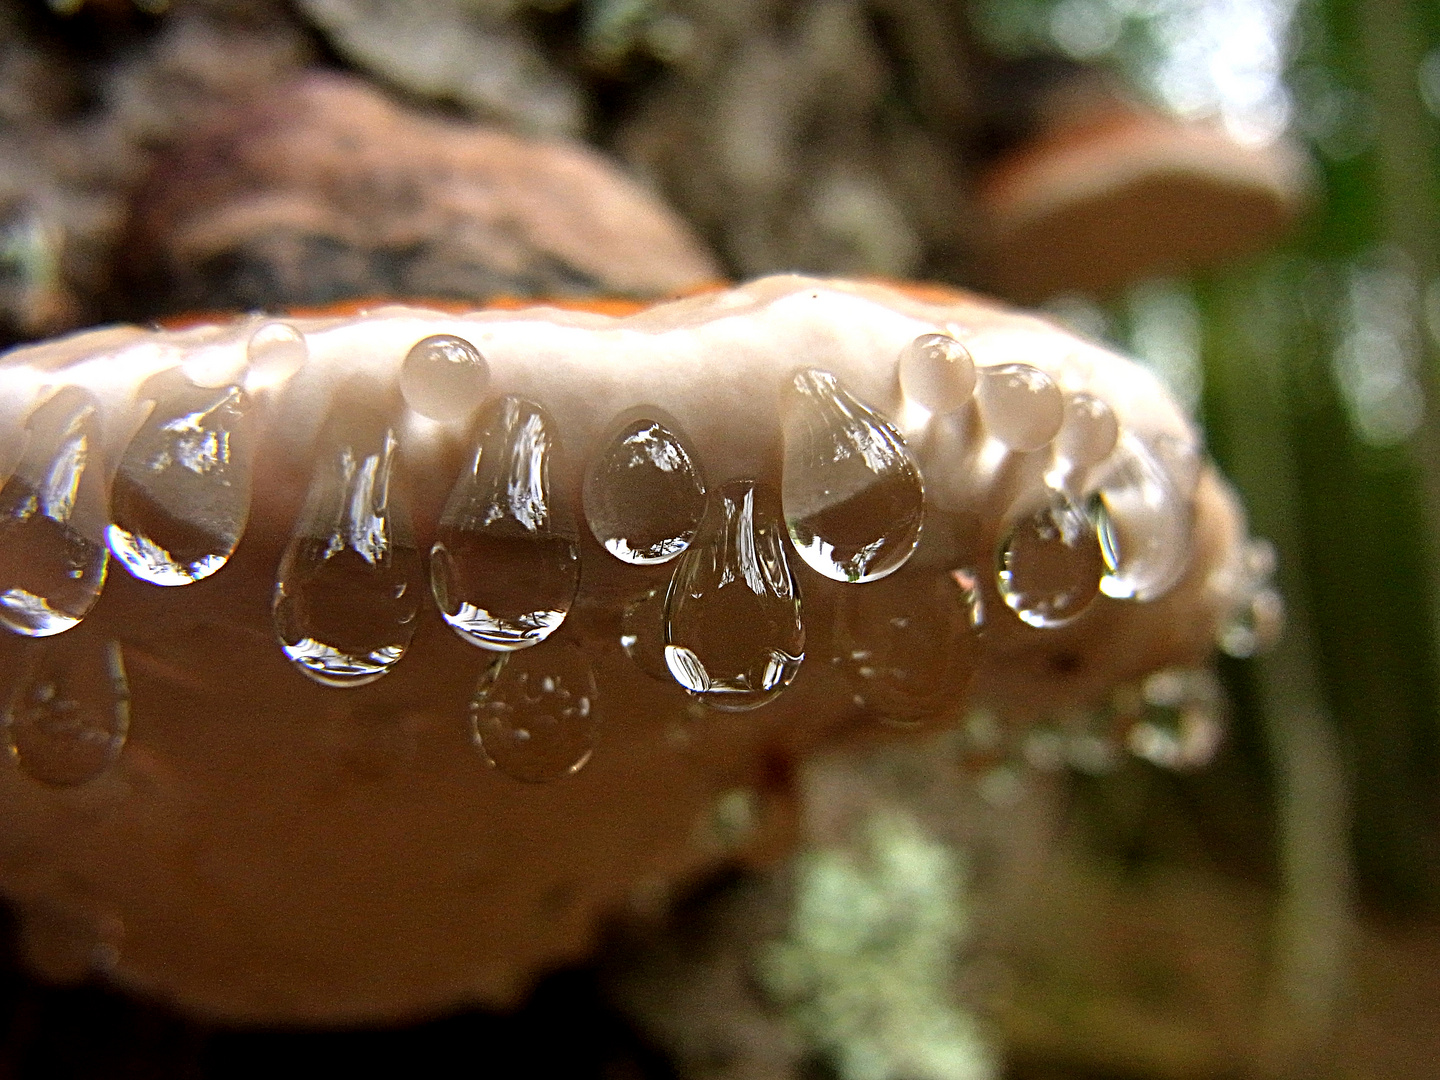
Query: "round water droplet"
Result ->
[[665, 480, 804, 710], [400, 334, 491, 423], [782, 369, 924, 583], [470, 638, 598, 783], [975, 364, 1064, 451], [997, 495, 1104, 627], [898, 333, 976, 414], [1048, 392, 1118, 492], [108, 380, 255, 586], [584, 417, 706, 565], [245, 321, 308, 387], [3, 634, 129, 787], [431, 397, 579, 650], [0, 387, 110, 637], [1091, 433, 1192, 601], [273, 422, 424, 686], [831, 568, 978, 726], [1123, 667, 1225, 770], [619, 586, 673, 682]]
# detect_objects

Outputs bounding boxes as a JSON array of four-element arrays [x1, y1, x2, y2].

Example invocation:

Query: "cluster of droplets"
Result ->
[[0, 316, 1279, 788]]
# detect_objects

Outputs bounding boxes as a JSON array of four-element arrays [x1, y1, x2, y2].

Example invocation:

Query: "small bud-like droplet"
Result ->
[[1047, 392, 1118, 493], [108, 379, 255, 586], [0, 388, 109, 637], [584, 418, 706, 564], [431, 397, 579, 650], [665, 481, 804, 710], [400, 334, 491, 423], [898, 333, 976, 414], [997, 495, 1104, 627], [975, 364, 1064, 451], [832, 569, 978, 726], [3, 633, 129, 787], [273, 417, 423, 686], [470, 638, 598, 782], [782, 369, 924, 583], [1092, 433, 1193, 601], [245, 322, 308, 388]]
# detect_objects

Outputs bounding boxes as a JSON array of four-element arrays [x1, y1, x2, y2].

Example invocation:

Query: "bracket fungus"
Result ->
[[0, 275, 1273, 1023]]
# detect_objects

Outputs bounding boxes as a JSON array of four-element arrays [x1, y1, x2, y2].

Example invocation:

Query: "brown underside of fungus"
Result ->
[[0, 275, 1268, 1023]]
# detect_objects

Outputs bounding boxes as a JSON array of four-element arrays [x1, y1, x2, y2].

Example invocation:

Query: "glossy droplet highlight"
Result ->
[[1092, 433, 1193, 601], [400, 334, 491, 423], [108, 380, 255, 586], [245, 322, 308, 387], [832, 569, 978, 726], [4, 635, 129, 786], [0, 388, 109, 637], [898, 333, 976, 414], [470, 638, 597, 782], [665, 481, 804, 710], [975, 364, 1064, 451], [431, 397, 578, 651], [273, 423, 423, 686], [997, 495, 1104, 627], [782, 369, 924, 583], [584, 418, 706, 565]]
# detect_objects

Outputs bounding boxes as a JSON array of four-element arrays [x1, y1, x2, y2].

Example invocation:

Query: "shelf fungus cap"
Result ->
[[0, 276, 1263, 1024]]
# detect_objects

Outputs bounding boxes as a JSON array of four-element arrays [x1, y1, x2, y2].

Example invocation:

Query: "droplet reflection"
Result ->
[[471, 639, 598, 783]]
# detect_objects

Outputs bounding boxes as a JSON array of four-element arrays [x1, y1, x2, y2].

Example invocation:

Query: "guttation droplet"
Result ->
[[245, 321, 308, 388], [619, 586, 674, 682], [1047, 392, 1118, 494], [782, 369, 924, 583], [3, 634, 129, 787], [400, 334, 491, 424], [997, 495, 1103, 628], [1216, 538, 1283, 659], [898, 333, 976, 415], [665, 480, 804, 711], [975, 363, 1064, 452], [832, 569, 978, 726], [0, 387, 110, 637], [108, 378, 255, 586], [1124, 667, 1224, 770], [431, 396, 579, 651], [273, 422, 423, 687], [1091, 433, 1194, 602], [470, 638, 598, 783], [584, 417, 706, 565]]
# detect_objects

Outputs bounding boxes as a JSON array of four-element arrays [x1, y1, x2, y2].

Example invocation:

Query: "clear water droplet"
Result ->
[[1216, 537, 1283, 658], [107, 379, 255, 586], [782, 369, 924, 583], [273, 418, 423, 686], [619, 586, 673, 682], [245, 321, 308, 388], [664, 480, 804, 710], [470, 638, 597, 782], [997, 495, 1104, 627], [584, 417, 706, 565], [400, 334, 491, 423], [431, 397, 579, 650], [831, 569, 978, 726], [975, 363, 1064, 451], [1123, 667, 1225, 770], [3, 634, 128, 786], [0, 388, 109, 637], [1047, 392, 1118, 493], [898, 333, 976, 414], [1091, 433, 1192, 601]]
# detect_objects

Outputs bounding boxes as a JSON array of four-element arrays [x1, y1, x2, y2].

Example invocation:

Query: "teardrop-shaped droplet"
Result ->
[[400, 334, 491, 423], [1091, 433, 1193, 601], [431, 397, 579, 651], [584, 417, 707, 565], [107, 379, 255, 586], [782, 369, 924, 583], [1123, 667, 1225, 770], [1046, 392, 1118, 493], [245, 321, 308, 388], [619, 586, 674, 682], [664, 480, 804, 710], [997, 495, 1103, 627], [273, 419, 423, 686], [0, 388, 109, 637], [831, 569, 978, 726], [3, 634, 129, 786], [898, 333, 976, 414], [975, 364, 1064, 451], [470, 638, 598, 782]]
